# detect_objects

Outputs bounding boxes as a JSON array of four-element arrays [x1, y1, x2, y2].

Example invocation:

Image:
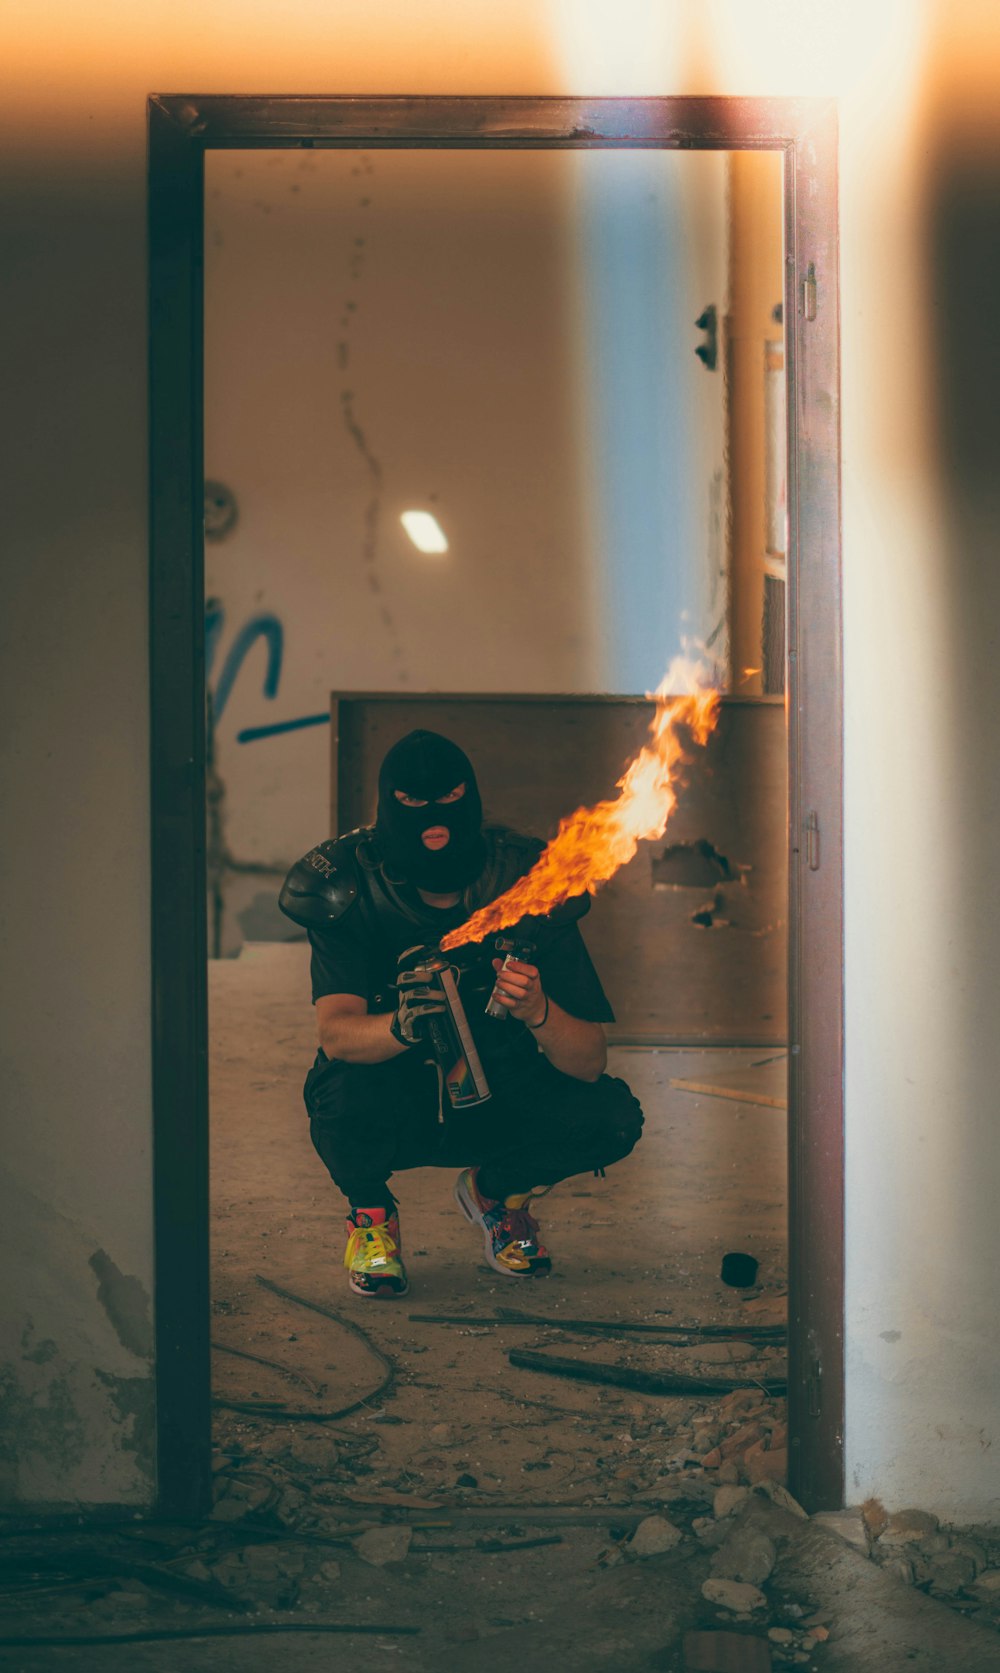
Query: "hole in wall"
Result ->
[[651, 837, 738, 889], [690, 891, 730, 929]]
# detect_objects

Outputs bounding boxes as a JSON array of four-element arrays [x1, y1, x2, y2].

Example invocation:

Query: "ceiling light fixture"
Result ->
[[400, 509, 448, 554]]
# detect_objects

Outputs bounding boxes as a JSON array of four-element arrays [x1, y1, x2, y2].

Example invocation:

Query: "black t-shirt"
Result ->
[[308, 884, 614, 1068]]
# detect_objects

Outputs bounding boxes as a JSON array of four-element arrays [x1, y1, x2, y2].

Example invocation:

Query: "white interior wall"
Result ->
[[3, 0, 999, 1519]]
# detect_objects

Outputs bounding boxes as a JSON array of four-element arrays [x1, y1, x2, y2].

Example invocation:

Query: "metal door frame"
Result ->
[[148, 93, 843, 1514]]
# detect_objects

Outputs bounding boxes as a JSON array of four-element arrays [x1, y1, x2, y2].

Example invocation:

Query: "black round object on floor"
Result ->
[[720, 1251, 759, 1287]]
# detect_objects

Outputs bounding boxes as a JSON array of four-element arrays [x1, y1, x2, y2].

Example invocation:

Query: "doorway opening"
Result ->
[[149, 98, 843, 1548]]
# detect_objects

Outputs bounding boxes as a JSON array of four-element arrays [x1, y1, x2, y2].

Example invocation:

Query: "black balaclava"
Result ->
[[375, 729, 486, 893]]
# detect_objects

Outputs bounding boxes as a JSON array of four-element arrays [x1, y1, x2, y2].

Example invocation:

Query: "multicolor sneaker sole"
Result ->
[[454, 1167, 551, 1278]]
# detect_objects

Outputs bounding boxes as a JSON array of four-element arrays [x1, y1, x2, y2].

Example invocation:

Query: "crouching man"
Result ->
[[278, 729, 643, 1297]]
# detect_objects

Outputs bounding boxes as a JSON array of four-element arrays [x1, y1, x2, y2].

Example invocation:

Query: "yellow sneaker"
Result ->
[[344, 1207, 408, 1298]]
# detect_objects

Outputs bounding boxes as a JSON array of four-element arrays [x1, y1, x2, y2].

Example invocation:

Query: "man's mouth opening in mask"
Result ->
[[419, 825, 452, 851], [375, 730, 487, 893]]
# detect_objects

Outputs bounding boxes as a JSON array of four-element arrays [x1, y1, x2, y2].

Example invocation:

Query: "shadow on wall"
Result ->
[[923, 63, 1000, 1338]]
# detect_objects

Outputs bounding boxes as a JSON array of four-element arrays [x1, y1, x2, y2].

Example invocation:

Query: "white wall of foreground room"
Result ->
[[1, 0, 998, 1518]]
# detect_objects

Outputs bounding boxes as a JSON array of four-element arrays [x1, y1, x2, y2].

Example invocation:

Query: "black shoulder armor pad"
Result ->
[[544, 892, 590, 925], [278, 831, 366, 930], [489, 826, 544, 876]]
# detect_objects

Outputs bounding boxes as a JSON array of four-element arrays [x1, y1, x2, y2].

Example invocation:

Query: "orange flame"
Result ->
[[440, 657, 722, 951]]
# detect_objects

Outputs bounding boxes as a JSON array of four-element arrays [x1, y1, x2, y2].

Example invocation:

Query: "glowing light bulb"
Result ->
[[400, 510, 448, 554]]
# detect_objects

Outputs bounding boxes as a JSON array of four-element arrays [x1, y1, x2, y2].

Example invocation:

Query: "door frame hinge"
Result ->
[[805, 810, 820, 871]]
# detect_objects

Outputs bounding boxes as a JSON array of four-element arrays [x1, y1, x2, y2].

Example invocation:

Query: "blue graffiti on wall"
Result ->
[[206, 603, 329, 743], [237, 712, 330, 743]]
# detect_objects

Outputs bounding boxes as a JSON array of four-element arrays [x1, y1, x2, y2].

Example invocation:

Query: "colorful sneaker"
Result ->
[[343, 1207, 408, 1298], [454, 1167, 552, 1277]]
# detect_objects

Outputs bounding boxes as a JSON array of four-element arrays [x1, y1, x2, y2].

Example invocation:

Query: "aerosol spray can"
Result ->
[[485, 935, 538, 1021], [407, 948, 492, 1109]]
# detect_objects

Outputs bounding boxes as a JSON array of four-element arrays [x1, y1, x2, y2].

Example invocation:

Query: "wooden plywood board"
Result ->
[[331, 694, 787, 1045]]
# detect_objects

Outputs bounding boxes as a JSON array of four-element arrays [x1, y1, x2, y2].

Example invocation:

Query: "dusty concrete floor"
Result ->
[[207, 942, 790, 1507], [3, 943, 999, 1670]]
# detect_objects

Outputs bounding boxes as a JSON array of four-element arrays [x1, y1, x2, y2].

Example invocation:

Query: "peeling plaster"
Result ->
[[21, 1335, 58, 1366], [0, 1179, 156, 1504], [88, 1249, 153, 1359], [0, 1363, 88, 1487], [95, 1369, 155, 1464]]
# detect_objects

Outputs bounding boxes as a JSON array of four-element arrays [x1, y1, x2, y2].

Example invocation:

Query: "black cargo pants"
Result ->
[[302, 1043, 644, 1210]]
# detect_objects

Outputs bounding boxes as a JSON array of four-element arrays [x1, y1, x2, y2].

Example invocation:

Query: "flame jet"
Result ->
[[439, 657, 722, 952]]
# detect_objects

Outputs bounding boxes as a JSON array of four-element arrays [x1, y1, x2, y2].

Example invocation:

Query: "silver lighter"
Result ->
[[485, 935, 538, 1021]]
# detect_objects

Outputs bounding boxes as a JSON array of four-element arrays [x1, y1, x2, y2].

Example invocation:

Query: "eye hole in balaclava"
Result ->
[[375, 730, 486, 891]]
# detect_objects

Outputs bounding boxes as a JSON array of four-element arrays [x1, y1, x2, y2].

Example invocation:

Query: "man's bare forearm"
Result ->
[[488, 955, 607, 1082], [532, 1001, 607, 1082], [318, 1011, 408, 1065]]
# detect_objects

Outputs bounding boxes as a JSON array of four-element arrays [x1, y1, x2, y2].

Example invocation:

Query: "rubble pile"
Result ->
[[2, 1315, 999, 1664], [812, 1499, 1000, 1631], [664, 1386, 789, 1485]]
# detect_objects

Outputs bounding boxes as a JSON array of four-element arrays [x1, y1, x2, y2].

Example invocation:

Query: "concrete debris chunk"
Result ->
[[702, 1576, 768, 1612], [679, 1339, 756, 1364], [879, 1507, 939, 1545], [926, 1551, 977, 1593], [665, 1448, 705, 1472], [226, 1475, 273, 1506], [710, 1525, 777, 1586], [628, 1513, 684, 1557], [752, 1480, 807, 1519], [713, 1484, 749, 1519], [288, 1432, 340, 1473], [716, 1388, 767, 1418], [354, 1524, 413, 1566], [276, 1485, 307, 1525], [811, 1508, 870, 1552], [744, 1439, 788, 1485], [971, 1567, 1000, 1596], [881, 1556, 915, 1586], [949, 1538, 987, 1575], [721, 1422, 765, 1460], [693, 1431, 723, 1455], [210, 1494, 252, 1522]]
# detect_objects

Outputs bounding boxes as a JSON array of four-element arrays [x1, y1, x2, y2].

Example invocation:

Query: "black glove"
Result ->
[[390, 946, 448, 1047]]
